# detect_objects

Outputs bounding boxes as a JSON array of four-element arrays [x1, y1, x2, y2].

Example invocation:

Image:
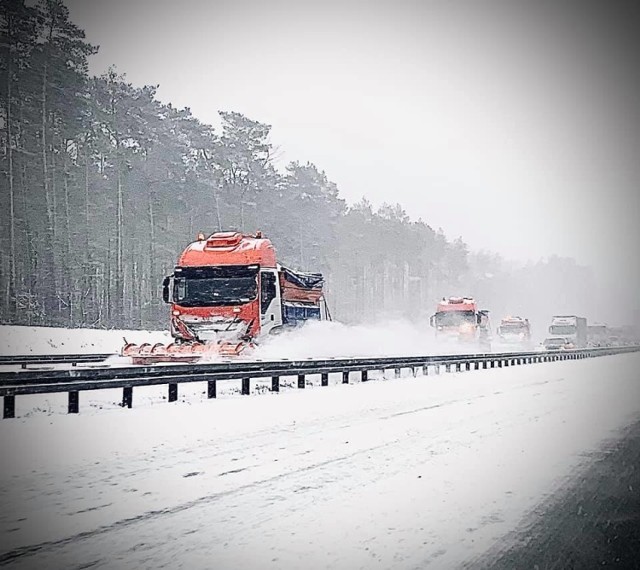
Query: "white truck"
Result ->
[[548, 315, 588, 348]]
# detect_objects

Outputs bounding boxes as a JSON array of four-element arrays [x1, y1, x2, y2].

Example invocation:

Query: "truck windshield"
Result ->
[[500, 324, 526, 333], [550, 325, 575, 335], [173, 265, 258, 307], [435, 311, 475, 327]]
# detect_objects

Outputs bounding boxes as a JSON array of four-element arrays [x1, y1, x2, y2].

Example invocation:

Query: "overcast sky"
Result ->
[[66, 0, 640, 306]]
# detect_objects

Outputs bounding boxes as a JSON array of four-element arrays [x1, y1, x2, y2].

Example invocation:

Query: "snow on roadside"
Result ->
[[253, 319, 452, 360], [0, 325, 171, 355], [0, 354, 638, 569], [0, 320, 494, 360], [0, 321, 533, 419]]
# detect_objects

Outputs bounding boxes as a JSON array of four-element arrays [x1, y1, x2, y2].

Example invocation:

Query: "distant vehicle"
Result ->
[[587, 323, 611, 347], [496, 316, 532, 347], [430, 296, 491, 351], [607, 325, 639, 346], [542, 336, 575, 351], [548, 315, 587, 348]]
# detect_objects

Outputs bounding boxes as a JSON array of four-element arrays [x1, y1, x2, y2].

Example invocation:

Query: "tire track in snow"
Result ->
[[0, 378, 554, 566]]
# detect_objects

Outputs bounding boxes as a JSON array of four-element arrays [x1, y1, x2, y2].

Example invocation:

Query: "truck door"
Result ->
[[260, 269, 282, 334]]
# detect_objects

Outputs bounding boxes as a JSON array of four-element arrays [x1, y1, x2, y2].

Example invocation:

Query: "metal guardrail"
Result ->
[[0, 353, 115, 368], [1, 345, 638, 419]]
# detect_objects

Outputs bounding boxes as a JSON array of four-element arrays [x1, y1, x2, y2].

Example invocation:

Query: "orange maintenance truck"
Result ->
[[123, 231, 330, 363], [430, 296, 491, 350]]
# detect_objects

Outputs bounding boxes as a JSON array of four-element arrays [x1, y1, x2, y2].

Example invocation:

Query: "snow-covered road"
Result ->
[[1, 354, 639, 569]]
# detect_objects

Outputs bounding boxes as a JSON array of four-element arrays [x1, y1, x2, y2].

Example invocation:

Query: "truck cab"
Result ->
[[430, 296, 491, 350]]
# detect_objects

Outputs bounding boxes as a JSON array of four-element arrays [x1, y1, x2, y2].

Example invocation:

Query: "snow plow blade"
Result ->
[[121, 341, 252, 364]]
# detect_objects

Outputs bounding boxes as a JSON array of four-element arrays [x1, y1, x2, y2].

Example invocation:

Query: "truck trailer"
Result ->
[[548, 315, 587, 348]]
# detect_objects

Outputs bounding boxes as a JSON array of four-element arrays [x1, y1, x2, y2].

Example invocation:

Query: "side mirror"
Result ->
[[162, 275, 172, 304], [429, 315, 435, 327]]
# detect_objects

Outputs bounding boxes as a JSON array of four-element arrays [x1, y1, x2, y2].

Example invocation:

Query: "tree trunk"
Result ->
[[148, 192, 155, 311], [5, 10, 17, 318], [213, 185, 222, 230], [116, 166, 124, 325], [63, 157, 73, 322], [40, 53, 59, 317]]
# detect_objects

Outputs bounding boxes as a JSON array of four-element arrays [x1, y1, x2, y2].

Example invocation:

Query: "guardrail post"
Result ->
[[168, 383, 178, 402], [455, 362, 461, 372], [474, 361, 480, 370], [482, 361, 488, 369], [321, 373, 328, 387], [445, 364, 451, 373], [394, 368, 401, 378], [435, 364, 440, 375], [68, 391, 79, 414], [342, 370, 349, 384], [423, 364, 429, 376], [242, 377, 250, 395], [3, 396, 15, 419], [122, 386, 133, 409], [271, 376, 280, 392], [498, 360, 503, 368], [208, 380, 217, 398], [362, 370, 368, 382], [466, 362, 472, 371], [298, 374, 305, 389]]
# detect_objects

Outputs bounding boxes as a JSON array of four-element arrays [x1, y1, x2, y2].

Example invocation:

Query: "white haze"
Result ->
[[0, 323, 526, 363], [254, 320, 439, 360]]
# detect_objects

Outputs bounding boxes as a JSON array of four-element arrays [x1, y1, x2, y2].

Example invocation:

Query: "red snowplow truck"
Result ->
[[123, 231, 330, 363], [429, 296, 491, 351]]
